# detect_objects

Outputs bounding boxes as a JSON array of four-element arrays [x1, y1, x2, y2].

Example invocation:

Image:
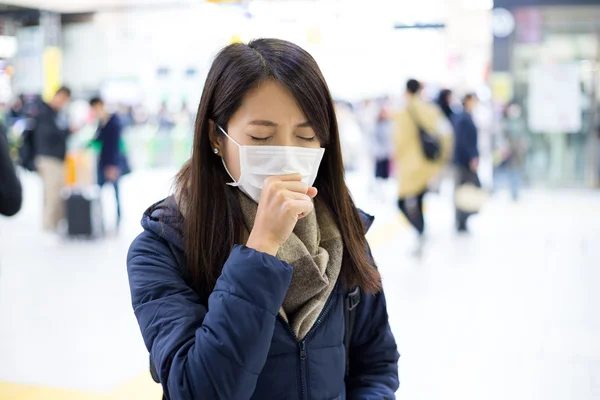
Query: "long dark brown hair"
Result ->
[[175, 38, 381, 298]]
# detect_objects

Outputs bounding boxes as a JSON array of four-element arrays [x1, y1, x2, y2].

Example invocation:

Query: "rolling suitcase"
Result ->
[[64, 186, 104, 238], [63, 149, 104, 239]]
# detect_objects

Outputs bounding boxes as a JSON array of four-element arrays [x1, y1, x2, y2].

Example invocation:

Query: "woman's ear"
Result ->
[[208, 119, 222, 155]]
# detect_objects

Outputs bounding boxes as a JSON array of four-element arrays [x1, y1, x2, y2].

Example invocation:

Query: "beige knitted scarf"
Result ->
[[238, 193, 343, 340]]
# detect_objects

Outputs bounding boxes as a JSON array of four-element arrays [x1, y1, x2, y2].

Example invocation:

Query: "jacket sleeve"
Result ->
[[346, 288, 399, 400], [127, 230, 293, 400], [0, 128, 22, 217]]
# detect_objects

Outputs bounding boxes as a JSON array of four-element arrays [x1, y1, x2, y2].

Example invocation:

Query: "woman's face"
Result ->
[[213, 80, 321, 181]]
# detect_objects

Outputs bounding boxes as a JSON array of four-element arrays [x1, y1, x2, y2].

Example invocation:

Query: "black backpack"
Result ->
[[407, 106, 441, 161], [149, 244, 361, 391]]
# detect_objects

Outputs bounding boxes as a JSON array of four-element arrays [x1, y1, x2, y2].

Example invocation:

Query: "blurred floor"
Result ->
[[1, 169, 599, 399]]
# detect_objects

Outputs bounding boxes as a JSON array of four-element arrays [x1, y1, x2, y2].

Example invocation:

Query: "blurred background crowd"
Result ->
[[1, 1, 599, 210], [1, 0, 600, 399]]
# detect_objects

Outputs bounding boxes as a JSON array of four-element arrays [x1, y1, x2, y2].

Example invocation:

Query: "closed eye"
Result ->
[[250, 136, 272, 143], [298, 136, 317, 142]]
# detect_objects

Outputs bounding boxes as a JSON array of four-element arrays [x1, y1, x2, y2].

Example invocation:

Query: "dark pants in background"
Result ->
[[97, 165, 121, 227], [398, 191, 426, 236], [375, 158, 390, 179]]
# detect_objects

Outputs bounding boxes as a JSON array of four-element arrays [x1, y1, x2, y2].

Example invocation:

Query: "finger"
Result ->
[[278, 181, 310, 194], [287, 191, 312, 202], [272, 173, 302, 182], [284, 199, 314, 216], [306, 187, 318, 199]]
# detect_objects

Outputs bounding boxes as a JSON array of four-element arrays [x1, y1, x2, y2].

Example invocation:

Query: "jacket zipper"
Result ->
[[276, 286, 338, 400], [304, 291, 335, 340], [299, 340, 307, 400]]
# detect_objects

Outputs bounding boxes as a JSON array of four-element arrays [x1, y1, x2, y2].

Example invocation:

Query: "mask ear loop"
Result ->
[[217, 125, 241, 186], [217, 125, 241, 146]]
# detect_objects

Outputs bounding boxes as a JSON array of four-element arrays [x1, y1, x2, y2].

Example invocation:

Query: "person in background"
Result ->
[[154, 102, 175, 167], [157, 101, 175, 132], [357, 98, 378, 140], [336, 101, 363, 171], [430, 89, 456, 193], [34, 86, 72, 231], [90, 97, 123, 229], [0, 122, 22, 217], [116, 103, 134, 129], [453, 93, 480, 232], [371, 96, 393, 197], [127, 39, 398, 399], [436, 89, 454, 123], [174, 100, 194, 133], [494, 102, 525, 201], [393, 79, 452, 254]]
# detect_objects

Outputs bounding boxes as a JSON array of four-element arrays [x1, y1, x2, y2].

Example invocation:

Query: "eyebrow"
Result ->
[[248, 120, 312, 128], [248, 120, 278, 127]]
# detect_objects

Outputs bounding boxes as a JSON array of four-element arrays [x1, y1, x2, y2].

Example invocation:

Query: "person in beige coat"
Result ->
[[393, 79, 453, 245]]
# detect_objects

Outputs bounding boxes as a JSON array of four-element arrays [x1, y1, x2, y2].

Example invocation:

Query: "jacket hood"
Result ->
[[141, 196, 185, 252], [140, 195, 375, 251]]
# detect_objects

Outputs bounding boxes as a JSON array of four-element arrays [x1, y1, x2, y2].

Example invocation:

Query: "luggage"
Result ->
[[64, 186, 104, 238], [63, 149, 104, 239]]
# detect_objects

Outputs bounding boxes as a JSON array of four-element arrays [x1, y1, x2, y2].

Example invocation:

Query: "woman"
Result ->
[[453, 93, 480, 232], [127, 39, 399, 399], [394, 79, 452, 254], [436, 89, 454, 123], [371, 97, 393, 195]]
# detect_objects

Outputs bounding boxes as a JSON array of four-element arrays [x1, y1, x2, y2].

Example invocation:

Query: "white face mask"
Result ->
[[218, 125, 325, 203]]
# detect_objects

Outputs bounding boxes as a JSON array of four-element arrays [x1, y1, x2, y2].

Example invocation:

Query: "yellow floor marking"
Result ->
[[0, 372, 162, 400], [0, 218, 405, 399]]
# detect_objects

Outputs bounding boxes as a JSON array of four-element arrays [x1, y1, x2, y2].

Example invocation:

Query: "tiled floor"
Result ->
[[1, 169, 599, 399]]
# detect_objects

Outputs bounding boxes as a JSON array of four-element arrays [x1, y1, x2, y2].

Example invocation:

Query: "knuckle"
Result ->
[[265, 180, 282, 195], [282, 201, 293, 213], [275, 188, 286, 200], [263, 177, 275, 189]]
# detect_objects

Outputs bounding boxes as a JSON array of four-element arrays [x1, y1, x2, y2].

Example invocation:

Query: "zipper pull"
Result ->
[[299, 341, 306, 360]]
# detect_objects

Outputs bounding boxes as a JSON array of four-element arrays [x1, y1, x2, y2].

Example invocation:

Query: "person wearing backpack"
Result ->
[[393, 79, 452, 254], [127, 39, 399, 400]]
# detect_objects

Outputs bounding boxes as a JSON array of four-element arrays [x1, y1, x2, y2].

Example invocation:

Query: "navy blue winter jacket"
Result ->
[[452, 111, 479, 169], [95, 114, 122, 168], [127, 197, 399, 400]]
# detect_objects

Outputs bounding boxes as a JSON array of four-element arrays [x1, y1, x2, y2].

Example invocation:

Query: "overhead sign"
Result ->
[[528, 63, 582, 133]]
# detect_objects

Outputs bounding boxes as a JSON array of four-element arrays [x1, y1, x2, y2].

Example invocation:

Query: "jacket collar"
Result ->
[[358, 209, 375, 233]]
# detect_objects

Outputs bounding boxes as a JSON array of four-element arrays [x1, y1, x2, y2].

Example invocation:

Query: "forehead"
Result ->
[[236, 80, 306, 121]]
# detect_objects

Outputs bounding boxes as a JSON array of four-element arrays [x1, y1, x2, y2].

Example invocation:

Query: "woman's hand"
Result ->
[[246, 173, 317, 256]]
